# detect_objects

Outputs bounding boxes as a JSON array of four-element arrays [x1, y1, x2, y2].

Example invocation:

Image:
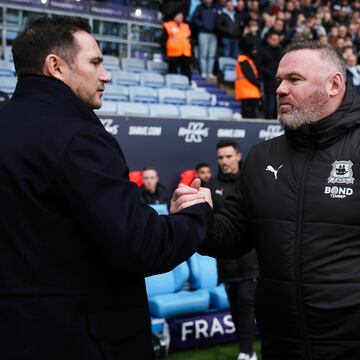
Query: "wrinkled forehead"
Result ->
[[277, 49, 325, 78], [73, 30, 102, 58]]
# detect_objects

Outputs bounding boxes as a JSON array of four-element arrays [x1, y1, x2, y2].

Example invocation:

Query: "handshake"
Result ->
[[170, 178, 213, 213]]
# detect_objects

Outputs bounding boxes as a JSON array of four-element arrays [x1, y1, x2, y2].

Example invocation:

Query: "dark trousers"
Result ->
[[241, 99, 259, 119], [225, 279, 257, 355], [167, 56, 192, 83]]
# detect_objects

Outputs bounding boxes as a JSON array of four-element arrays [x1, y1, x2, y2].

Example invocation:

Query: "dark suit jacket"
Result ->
[[0, 75, 213, 360]]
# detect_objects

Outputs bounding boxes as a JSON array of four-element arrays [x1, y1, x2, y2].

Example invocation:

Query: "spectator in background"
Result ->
[[206, 140, 258, 360], [141, 167, 171, 208], [345, 53, 360, 95], [216, 0, 244, 58], [192, 0, 218, 79], [235, 49, 261, 118], [162, 7, 192, 82], [0, 91, 9, 109], [243, 20, 262, 55], [195, 163, 212, 186], [256, 31, 282, 119]]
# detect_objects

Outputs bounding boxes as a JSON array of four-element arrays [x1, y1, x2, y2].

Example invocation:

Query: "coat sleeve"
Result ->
[[55, 124, 213, 276], [199, 157, 253, 258]]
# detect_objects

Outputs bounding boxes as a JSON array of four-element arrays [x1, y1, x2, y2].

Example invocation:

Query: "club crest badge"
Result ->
[[328, 160, 354, 184]]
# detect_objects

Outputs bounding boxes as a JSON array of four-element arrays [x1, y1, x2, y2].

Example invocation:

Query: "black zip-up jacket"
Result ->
[[206, 168, 258, 282], [201, 85, 360, 360]]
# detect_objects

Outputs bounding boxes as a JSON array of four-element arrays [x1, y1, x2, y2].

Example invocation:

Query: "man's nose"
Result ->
[[276, 80, 288, 96], [101, 67, 111, 83]]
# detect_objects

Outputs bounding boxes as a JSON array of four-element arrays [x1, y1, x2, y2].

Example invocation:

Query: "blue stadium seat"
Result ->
[[94, 101, 117, 115], [186, 90, 213, 106], [0, 76, 17, 94], [121, 58, 146, 73], [146, 262, 210, 318], [218, 56, 236, 83], [188, 253, 230, 310], [129, 86, 158, 103], [147, 60, 169, 75], [0, 61, 15, 77], [103, 84, 129, 101], [140, 72, 165, 88], [165, 74, 190, 90], [208, 106, 233, 120], [158, 88, 186, 105], [149, 103, 179, 117], [112, 70, 140, 87], [103, 55, 120, 70], [117, 101, 149, 116], [4, 46, 13, 63], [180, 105, 208, 119]]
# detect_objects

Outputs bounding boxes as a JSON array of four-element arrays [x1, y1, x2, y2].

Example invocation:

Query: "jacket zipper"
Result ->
[[295, 152, 313, 360]]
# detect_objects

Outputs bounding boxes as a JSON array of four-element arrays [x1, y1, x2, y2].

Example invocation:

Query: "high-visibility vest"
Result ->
[[163, 21, 191, 57], [235, 55, 261, 100]]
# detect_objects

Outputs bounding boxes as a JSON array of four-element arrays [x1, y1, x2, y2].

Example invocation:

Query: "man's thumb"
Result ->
[[190, 178, 201, 190]]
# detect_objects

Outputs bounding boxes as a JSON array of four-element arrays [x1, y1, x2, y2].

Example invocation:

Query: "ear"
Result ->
[[42, 54, 68, 81], [237, 151, 243, 162], [328, 72, 344, 97]]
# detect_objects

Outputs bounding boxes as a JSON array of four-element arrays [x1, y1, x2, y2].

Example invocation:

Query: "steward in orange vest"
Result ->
[[235, 54, 261, 118], [161, 10, 192, 83], [163, 20, 192, 58]]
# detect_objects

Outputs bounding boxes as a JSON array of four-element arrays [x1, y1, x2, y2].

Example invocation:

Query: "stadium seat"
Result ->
[[140, 72, 165, 88], [112, 70, 140, 87], [103, 55, 120, 70], [146, 262, 210, 318], [158, 88, 186, 105], [208, 106, 233, 120], [188, 253, 230, 310], [4, 46, 13, 63], [129, 86, 158, 103], [218, 56, 236, 83], [165, 74, 190, 90], [0, 61, 15, 77], [94, 101, 117, 115], [149, 103, 179, 117], [117, 101, 149, 116], [147, 60, 169, 75], [180, 105, 208, 118], [0, 76, 17, 94], [103, 84, 129, 101], [186, 90, 213, 106], [121, 58, 145, 73]]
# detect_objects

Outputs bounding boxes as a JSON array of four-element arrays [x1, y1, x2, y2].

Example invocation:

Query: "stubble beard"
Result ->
[[278, 89, 329, 130]]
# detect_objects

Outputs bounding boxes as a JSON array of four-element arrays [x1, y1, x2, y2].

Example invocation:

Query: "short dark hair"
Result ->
[[12, 16, 91, 77], [195, 163, 210, 171], [142, 166, 158, 172], [216, 139, 240, 152], [283, 40, 346, 78]]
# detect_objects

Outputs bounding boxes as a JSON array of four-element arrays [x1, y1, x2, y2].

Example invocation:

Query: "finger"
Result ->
[[190, 178, 201, 190], [177, 198, 205, 211], [172, 185, 199, 201], [175, 193, 205, 206]]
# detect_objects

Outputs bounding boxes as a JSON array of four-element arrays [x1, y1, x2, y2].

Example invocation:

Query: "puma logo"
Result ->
[[215, 189, 224, 196], [266, 164, 283, 180]]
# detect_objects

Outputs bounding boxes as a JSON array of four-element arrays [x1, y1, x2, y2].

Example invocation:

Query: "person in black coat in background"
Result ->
[[0, 16, 213, 360], [206, 140, 258, 360]]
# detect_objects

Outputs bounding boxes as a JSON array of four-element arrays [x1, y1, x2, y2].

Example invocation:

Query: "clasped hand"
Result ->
[[170, 178, 213, 213]]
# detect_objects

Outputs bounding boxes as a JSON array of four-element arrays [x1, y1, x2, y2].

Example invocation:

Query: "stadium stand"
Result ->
[[116, 101, 149, 116], [147, 60, 169, 75], [129, 86, 158, 103], [208, 106, 234, 120], [158, 88, 187, 105], [149, 103, 179, 117], [165, 74, 190, 90], [103, 84, 129, 101], [112, 70, 140, 87], [179, 105, 208, 119], [186, 89, 213, 106], [140, 72, 165, 88], [121, 57, 146, 73]]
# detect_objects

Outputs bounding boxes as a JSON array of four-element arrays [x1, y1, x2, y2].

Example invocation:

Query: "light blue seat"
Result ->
[[103, 84, 129, 101], [121, 58, 146, 73], [188, 253, 230, 310], [218, 56, 236, 82], [158, 88, 186, 105], [140, 72, 165, 88], [112, 70, 140, 87], [4, 46, 13, 63], [117, 101, 149, 116], [186, 90, 213, 106], [147, 60, 169, 75], [129, 86, 158, 103], [0, 76, 17, 94], [149, 103, 179, 118], [103, 55, 120, 70], [94, 101, 117, 115], [146, 261, 210, 318], [208, 106, 233, 120], [180, 105, 208, 119], [165, 74, 190, 90], [0, 61, 15, 77]]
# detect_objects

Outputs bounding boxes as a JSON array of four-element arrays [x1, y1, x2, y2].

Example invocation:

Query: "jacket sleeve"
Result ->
[[161, 25, 168, 58], [240, 60, 260, 88], [200, 158, 253, 258], [55, 124, 213, 276]]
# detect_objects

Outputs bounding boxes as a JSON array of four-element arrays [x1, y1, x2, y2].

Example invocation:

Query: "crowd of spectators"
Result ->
[[160, 0, 360, 117]]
